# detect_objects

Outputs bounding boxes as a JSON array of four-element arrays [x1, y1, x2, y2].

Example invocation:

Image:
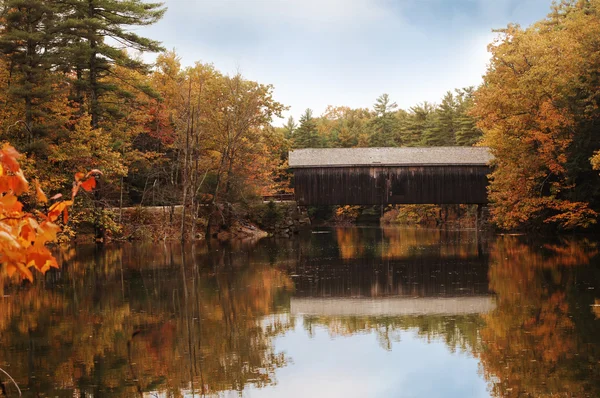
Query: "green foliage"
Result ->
[[421, 92, 456, 146], [290, 89, 481, 151], [282, 116, 297, 140], [58, 0, 166, 127], [369, 94, 399, 147], [307, 205, 334, 221], [293, 109, 322, 149], [402, 102, 434, 146], [256, 201, 283, 229], [454, 87, 482, 146]]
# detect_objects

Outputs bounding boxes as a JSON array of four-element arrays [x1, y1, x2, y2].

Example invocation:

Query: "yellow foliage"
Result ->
[[473, 2, 600, 229]]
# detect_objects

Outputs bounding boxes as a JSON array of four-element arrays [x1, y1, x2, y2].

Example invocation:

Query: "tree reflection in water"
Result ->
[[0, 229, 599, 397], [0, 243, 294, 396], [479, 236, 600, 397]]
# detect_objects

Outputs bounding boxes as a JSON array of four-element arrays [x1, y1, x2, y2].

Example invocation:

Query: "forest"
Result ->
[[1, 0, 600, 259]]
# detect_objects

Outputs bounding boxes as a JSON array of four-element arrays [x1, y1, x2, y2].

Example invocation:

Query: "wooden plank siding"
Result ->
[[293, 165, 491, 205]]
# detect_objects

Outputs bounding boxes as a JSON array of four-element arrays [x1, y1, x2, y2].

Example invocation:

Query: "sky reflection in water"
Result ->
[[0, 227, 599, 397]]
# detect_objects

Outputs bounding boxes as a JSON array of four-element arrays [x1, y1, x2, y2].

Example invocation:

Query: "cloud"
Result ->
[[178, 0, 393, 28], [139, 0, 554, 123]]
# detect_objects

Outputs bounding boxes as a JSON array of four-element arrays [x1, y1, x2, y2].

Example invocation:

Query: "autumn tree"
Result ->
[[211, 74, 285, 206], [473, 0, 600, 230], [0, 144, 97, 281]]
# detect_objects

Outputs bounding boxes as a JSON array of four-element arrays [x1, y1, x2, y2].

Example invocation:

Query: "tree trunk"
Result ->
[[88, 1, 99, 128]]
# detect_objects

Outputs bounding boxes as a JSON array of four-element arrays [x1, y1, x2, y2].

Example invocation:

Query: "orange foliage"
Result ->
[[0, 144, 98, 281], [478, 236, 600, 397], [473, 2, 600, 230]]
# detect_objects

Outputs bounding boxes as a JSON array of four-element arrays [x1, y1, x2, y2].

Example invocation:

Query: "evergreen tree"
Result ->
[[293, 108, 321, 149], [0, 0, 61, 141], [60, 0, 166, 127], [421, 92, 456, 146], [401, 102, 434, 146], [282, 116, 297, 139], [369, 93, 398, 147], [454, 87, 482, 146]]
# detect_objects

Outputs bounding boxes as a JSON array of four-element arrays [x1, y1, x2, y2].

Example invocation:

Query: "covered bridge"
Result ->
[[289, 147, 493, 206]]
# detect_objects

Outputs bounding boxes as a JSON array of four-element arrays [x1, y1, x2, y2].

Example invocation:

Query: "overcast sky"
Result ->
[[137, 0, 553, 124]]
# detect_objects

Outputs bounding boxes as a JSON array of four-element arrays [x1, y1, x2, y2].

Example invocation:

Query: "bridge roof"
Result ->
[[289, 147, 493, 168]]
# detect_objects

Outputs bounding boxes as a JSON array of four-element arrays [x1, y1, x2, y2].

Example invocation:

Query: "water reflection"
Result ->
[[0, 244, 294, 396], [479, 237, 600, 397], [0, 228, 598, 397]]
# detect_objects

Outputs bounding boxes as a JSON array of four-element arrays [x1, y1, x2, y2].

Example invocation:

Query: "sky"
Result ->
[[219, 322, 490, 398], [136, 0, 554, 125]]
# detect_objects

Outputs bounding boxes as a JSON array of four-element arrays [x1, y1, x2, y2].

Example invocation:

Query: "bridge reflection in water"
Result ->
[[2, 227, 597, 397], [291, 296, 495, 316]]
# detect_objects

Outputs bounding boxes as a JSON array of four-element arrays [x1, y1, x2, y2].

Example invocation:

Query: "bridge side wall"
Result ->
[[293, 165, 490, 205]]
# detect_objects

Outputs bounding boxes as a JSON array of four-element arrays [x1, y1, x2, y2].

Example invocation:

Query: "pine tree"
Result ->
[[401, 102, 434, 146], [0, 0, 61, 141], [60, 0, 166, 127], [454, 87, 482, 146], [421, 92, 457, 146], [369, 93, 398, 147], [282, 116, 297, 139], [293, 109, 321, 149]]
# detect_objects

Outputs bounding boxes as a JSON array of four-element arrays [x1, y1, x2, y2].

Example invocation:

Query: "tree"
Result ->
[[473, 1, 600, 230], [401, 102, 434, 146], [421, 92, 456, 146], [282, 116, 297, 139], [60, 0, 166, 128], [0, 0, 61, 142], [293, 109, 321, 149], [369, 93, 399, 147], [454, 87, 482, 146]]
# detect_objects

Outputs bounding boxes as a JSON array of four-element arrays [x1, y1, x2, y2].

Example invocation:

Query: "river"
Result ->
[[0, 227, 599, 397]]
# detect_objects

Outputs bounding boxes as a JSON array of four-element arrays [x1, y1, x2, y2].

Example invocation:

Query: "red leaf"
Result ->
[[80, 177, 96, 192]]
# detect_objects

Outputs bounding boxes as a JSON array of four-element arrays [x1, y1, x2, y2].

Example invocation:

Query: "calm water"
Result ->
[[1, 227, 600, 397]]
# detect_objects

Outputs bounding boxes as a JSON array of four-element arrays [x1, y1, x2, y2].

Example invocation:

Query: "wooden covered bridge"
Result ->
[[289, 147, 493, 206]]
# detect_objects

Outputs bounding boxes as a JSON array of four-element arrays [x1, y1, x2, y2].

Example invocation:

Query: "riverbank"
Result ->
[[73, 201, 311, 243]]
